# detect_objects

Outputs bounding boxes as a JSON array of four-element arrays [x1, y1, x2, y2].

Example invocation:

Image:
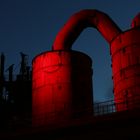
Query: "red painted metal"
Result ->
[[52, 9, 121, 50], [131, 12, 140, 28], [32, 51, 93, 126], [111, 23, 140, 111]]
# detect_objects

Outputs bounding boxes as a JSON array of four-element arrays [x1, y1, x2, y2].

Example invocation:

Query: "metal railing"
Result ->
[[0, 97, 140, 130], [94, 100, 116, 116], [94, 96, 140, 116]]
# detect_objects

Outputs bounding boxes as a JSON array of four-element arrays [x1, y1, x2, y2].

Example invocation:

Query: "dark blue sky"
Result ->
[[0, 0, 140, 102]]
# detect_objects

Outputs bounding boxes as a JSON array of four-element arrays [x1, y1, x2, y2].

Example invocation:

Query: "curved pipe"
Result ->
[[131, 12, 140, 28], [52, 9, 122, 50]]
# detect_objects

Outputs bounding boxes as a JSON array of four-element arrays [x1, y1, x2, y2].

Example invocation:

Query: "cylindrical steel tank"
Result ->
[[32, 50, 93, 126], [111, 28, 140, 111]]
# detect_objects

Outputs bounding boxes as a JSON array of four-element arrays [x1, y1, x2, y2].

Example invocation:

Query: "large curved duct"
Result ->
[[52, 9, 122, 50]]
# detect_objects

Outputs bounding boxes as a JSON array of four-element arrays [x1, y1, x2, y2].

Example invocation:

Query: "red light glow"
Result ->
[[32, 51, 93, 126]]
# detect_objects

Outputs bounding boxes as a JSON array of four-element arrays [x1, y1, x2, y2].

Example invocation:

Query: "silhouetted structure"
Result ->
[[0, 52, 32, 126]]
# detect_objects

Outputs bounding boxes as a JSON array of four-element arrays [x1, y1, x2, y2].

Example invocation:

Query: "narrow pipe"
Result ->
[[52, 9, 122, 50]]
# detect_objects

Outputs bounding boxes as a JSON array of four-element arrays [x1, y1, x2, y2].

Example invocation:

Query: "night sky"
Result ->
[[0, 0, 140, 102]]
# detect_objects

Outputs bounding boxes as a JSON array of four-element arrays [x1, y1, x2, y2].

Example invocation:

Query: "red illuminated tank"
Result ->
[[111, 13, 140, 111], [32, 50, 93, 126]]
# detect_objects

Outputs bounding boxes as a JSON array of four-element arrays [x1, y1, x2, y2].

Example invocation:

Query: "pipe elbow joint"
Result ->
[[52, 9, 122, 50]]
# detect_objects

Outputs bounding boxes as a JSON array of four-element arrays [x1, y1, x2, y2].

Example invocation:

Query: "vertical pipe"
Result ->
[[0, 53, 5, 99], [6, 64, 14, 82], [0, 53, 5, 82]]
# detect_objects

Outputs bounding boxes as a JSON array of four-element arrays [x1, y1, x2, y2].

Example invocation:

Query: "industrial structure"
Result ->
[[0, 9, 140, 139], [32, 9, 140, 126], [0, 52, 32, 123]]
